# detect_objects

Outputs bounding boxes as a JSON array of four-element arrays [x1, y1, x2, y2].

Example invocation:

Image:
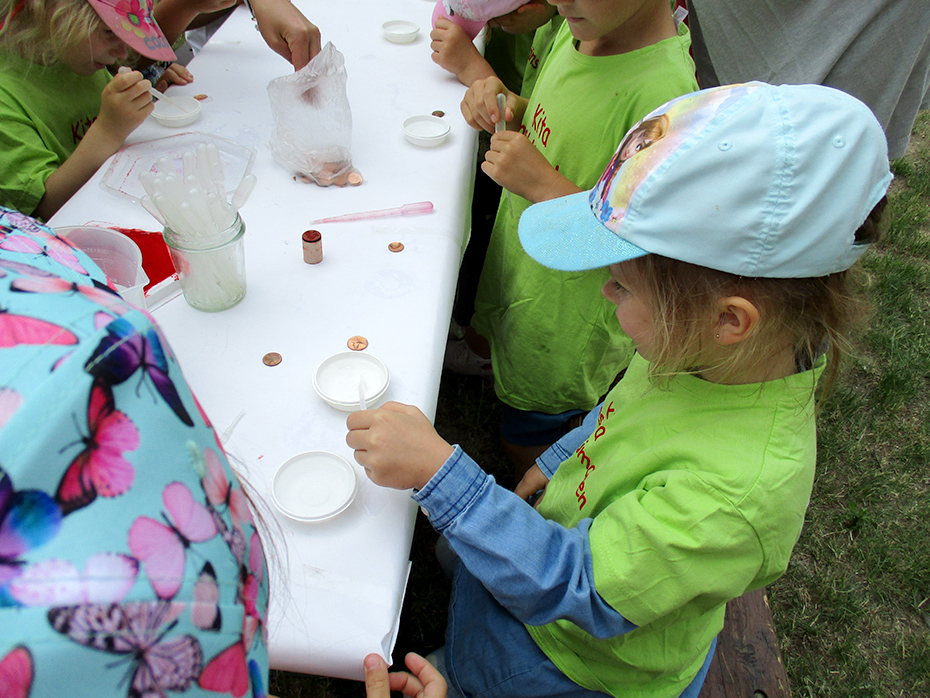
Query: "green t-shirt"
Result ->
[[471, 21, 698, 414], [0, 52, 110, 216], [529, 353, 822, 697]]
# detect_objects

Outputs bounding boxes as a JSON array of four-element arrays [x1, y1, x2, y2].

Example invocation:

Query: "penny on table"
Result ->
[[388, 242, 404, 252], [346, 336, 368, 351], [263, 352, 283, 366]]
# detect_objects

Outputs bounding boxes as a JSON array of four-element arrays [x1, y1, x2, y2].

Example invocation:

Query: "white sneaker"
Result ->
[[443, 337, 492, 377]]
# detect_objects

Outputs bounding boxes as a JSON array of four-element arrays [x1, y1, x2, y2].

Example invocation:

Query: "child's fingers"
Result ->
[[363, 654, 391, 698], [401, 653, 447, 698]]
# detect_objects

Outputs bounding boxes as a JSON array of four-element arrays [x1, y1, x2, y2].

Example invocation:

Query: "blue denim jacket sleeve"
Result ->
[[412, 443, 636, 639], [535, 403, 602, 479]]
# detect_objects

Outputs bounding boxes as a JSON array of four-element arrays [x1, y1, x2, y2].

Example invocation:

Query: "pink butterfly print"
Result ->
[[0, 387, 22, 431], [198, 638, 252, 698], [202, 447, 252, 529], [9, 552, 138, 607], [0, 231, 88, 276], [0, 646, 33, 698], [191, 392, 224, 452], [199, 602, 261, 698], [129, 482, 218, 599], [191, 561, 221, 631], [198, 532, 266, 698], [0, 304, 79, 348], [11, 276, 129, 316], [47, 600, 203, 697], [55, 380, 139, 516]]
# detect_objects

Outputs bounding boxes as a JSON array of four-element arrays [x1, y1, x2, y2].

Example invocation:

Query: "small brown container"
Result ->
[[302, 230, 322, 264]]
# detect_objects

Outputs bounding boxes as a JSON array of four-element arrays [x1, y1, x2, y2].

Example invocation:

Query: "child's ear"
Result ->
[[714, 297, 759, 346]]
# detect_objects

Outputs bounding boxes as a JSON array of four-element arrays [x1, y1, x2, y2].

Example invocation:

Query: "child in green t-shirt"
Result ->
[[455, 0, 698, 480], [0, 0, 182, 220], [347, 82, 891, 698]]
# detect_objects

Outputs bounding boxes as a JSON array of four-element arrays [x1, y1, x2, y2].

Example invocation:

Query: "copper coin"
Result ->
[[388, 242, 404, 252], [347, 336, 368, 351], [193, 93, 209, 101], [432, 110, 445, 117], [347, 172, 363, 185], [262, 352, 283, 366]]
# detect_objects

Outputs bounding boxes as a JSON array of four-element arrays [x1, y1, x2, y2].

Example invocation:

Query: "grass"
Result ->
[[270, 113, 930, 697]]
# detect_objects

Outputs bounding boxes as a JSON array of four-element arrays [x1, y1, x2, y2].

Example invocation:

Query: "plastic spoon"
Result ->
[[309, 201, 434, 224]]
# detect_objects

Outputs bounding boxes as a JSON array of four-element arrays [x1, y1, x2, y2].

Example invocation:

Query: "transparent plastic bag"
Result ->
[[267, 42, 361, 186]]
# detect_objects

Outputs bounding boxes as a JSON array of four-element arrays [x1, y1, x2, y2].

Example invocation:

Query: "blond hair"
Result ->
[[624, 197, 887, 392], [0, 0, 104, 66]]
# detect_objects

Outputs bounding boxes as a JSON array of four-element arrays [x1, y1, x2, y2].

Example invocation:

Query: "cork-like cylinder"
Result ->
[[302, 230, 322, 264]]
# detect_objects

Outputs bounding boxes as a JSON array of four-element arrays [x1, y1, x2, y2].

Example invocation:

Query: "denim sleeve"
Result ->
[[412, 445, 636, 639], [535, 403, 602, 479]]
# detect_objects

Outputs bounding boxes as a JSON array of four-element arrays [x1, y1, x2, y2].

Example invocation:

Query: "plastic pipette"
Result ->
[[310, 201, 434, 224], [495, 93, 514, 217]]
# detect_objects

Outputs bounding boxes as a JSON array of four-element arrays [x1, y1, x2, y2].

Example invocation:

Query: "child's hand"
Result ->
[[155, 63, 194, 93], [480, 130, 561, 202], [461, 76, 514, 132], [515, 464, 549, 504], [364, 653, 447, 698], [346, 402, 455, 491], [430, 17, 492, 86], [98, 69, 154, 145]]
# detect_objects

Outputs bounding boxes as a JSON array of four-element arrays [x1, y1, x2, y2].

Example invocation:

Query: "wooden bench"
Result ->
[[697, 588, 792, 698]]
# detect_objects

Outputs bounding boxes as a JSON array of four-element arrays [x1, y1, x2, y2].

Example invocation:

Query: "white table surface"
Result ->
[[49, 0, 478, 681]]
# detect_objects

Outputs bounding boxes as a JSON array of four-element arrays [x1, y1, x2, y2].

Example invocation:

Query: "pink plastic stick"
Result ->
[[310, 201, 433, 224]]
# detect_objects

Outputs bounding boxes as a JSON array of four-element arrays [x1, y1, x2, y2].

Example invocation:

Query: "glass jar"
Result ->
[[163, 214, 247, 312]]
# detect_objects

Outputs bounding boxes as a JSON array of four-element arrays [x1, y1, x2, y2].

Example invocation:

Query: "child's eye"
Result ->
[[605, 280, 628, 299]]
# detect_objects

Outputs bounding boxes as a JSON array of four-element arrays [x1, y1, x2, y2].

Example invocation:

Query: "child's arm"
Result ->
[[154, 63, 194, 93], [152, 0, 239, 48], [430, 17, 496, 87], [249, 0, 322, 70], [34, 71, 152, 221], [347, 403, 636, 637]]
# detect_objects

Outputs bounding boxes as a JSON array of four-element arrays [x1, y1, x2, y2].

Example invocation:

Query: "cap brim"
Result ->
[[518, 190, 650, 272], [87, 0, 176, 61]]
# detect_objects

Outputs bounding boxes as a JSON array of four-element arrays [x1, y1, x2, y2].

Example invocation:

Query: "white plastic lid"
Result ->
[[272, 451, 358, 522]]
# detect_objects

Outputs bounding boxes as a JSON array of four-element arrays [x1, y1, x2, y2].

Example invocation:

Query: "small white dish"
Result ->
[[272, 451, 358, 522], [403, 115, 450, 147], [382, 20, 419, 43], [313, 352, 390, 411], [152, 96, 202, 128]]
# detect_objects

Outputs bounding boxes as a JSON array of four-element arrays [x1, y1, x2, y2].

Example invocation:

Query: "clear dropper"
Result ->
[[309, 201, 434, 224]]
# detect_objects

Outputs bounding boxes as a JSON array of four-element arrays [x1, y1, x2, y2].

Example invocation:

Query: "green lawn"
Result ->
[[270, 113, 930, 698]]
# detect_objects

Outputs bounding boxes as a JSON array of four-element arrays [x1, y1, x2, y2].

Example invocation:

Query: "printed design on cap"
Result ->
[[590, 84, 754, 233], [116, 0, 156, 38]]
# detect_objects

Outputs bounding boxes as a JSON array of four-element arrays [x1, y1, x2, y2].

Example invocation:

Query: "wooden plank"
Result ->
[[697, 588, 792, 698]]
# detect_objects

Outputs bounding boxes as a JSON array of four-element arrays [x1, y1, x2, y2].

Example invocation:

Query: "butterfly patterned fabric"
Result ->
[[0, 207, 269, 698]]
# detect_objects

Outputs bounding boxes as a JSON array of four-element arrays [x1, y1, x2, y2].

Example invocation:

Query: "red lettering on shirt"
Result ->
[[527, 46, 540, 70], [71, 116, 95, 145]]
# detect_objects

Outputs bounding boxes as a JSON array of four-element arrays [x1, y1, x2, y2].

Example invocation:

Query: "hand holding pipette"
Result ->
[[310, 201, 434, 224]]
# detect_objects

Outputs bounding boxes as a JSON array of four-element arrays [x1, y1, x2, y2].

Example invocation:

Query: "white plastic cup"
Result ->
[[56, 226, 149, 307]]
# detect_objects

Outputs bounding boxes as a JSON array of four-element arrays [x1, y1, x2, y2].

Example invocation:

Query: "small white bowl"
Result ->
[[152, 96, 202, 128], [272, 451, 358, 522], [313, 351, 390, 411], [403, 115, 451, 147], [382, 20, 419, 43]]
